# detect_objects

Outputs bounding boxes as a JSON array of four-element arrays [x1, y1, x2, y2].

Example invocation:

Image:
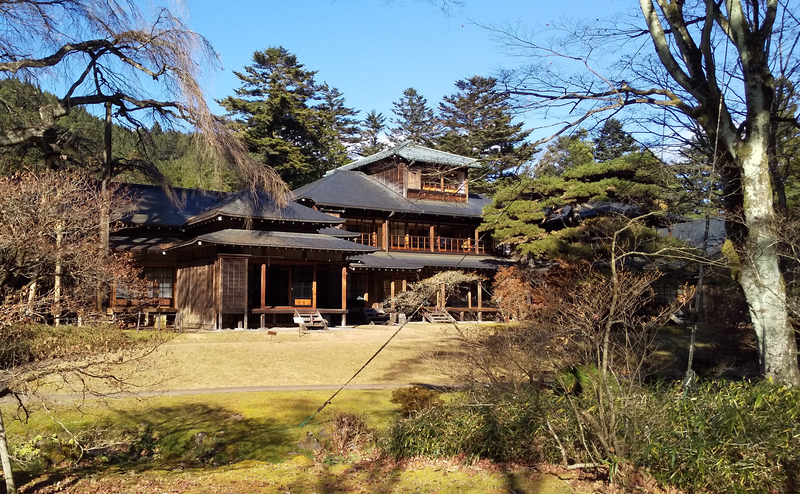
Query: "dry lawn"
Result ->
[[125, 323, 468, 391]]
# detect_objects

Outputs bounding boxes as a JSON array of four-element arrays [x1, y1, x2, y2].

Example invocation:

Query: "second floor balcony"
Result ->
[[353, 232, 495, 255]]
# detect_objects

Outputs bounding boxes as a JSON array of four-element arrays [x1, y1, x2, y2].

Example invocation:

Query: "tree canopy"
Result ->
[[219, 47, 359, 188], [389, 88, 440, 146], [437, 76, 534, 192], [483, 129, 675, 259]]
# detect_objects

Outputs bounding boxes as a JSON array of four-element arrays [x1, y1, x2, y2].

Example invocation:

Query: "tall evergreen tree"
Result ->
[[315, 83, 360, 168], [592, 118, 637, 162], [219, 47, 355, 188], [357, 110, 387, 157], [437, 76, 534, 192], [389, 88, 440, 145]]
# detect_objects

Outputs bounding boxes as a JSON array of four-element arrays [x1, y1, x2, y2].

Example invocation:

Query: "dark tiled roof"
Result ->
[[118, 184, 341, 228], [168, 229, 379, 253], [349, 252, 509, 271], [119, 184, 225, 227], [292, 171, 489, 218], [657, 217, 726, 256], [185, 190, 343, 226], [110, 234, 185, 252], [331, 142, 478, 174]]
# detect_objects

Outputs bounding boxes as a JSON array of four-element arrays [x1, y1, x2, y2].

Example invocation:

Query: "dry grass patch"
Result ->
[[117, 323, 469, 391]]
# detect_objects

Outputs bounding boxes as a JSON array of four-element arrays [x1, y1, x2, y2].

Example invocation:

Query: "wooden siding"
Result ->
[[176, 263, 215, 329]]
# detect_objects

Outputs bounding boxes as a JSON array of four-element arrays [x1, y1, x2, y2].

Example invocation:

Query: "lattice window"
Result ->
[[221, 258, 247, 311]]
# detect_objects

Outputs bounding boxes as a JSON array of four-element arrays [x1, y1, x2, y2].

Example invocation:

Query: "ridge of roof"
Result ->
[[325, 142, 478, 176]]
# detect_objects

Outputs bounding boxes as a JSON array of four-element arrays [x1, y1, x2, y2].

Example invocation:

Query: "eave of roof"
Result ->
[[110, 234, 184, 252], [167, 229, 379, 253], [317, 226, 360, 238], [348, 251, 510, 271]]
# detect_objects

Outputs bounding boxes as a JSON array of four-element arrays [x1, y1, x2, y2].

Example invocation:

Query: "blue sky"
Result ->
[[186, 0, 632, 140]]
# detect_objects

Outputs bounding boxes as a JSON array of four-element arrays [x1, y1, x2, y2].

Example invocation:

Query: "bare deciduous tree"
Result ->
[[0, 0, 286, 200], [0, 171, 170, 493]]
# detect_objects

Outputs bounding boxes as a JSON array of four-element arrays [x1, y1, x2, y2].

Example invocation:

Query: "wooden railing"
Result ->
[[389, 235, 431, 251], [351, 231, 496, 255], [354, 232, 380, 247]]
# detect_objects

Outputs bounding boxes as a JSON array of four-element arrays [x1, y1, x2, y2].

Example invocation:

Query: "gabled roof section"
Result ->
[[185, 190, 343, 226], [327, 142, 478, 175], [293, 170, 414, 212], [118, 184, 342, 228], [118, 184, 226, 228], [292, 171, 490, 218]]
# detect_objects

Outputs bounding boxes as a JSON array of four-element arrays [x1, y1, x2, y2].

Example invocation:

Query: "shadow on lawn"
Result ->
[[376, 348, 465, 383], [273, 458, 409, 494], [112, 401, 308, 466]]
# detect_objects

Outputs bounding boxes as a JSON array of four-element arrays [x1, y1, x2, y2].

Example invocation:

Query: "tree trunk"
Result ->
[[54, 222, 63, 326], [0, 409, 17, 494], [738, 130, 800, 384], [97, 101, 112, 314]]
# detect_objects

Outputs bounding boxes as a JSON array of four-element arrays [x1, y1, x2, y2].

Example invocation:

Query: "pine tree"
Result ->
[[357, 110, 387, 157], [483, 131, 676, 258], [534, 130, 594, 177], [592, 118, 637, 162], [315, 83, 360, 169], [389, 88, 440, 145], [219, 46, 355, 188], [437, 76, 535, 193]]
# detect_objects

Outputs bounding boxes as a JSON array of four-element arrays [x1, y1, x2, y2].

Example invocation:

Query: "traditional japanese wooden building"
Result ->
[[111, 185, 377, 329], [292, 142, 509, 318], [111, 143, 509, 329]]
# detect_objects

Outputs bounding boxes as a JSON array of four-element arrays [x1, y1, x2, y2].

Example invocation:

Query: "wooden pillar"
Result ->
[[475, 229, 480, 254], [260, 263, 266, 309], [287, 267, 293, 305], [477, 281, 483, 322], [341, 266, 348, 326], [468, 284, 473, 309], [383, 221, 389, 252], [312, 264, 317, 308], [438, 283, 445, 310], [390, 280, 396, 310], [430, 225, 435, 252]]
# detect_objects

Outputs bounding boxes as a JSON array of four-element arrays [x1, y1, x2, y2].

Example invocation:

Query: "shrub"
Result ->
[[390, 386, 444, 416], [383, 380, 800, 493], [324, 411, 375, 456], [384, 388, 564, 464], [637, 380, 800, 494]]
